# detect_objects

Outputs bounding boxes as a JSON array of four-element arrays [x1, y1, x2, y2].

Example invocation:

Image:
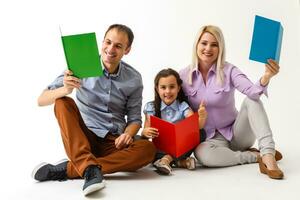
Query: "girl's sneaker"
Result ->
[[153, 158, 172, 175]]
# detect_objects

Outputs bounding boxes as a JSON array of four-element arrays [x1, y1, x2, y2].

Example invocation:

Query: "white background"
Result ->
[[0, 0, 299, 199]]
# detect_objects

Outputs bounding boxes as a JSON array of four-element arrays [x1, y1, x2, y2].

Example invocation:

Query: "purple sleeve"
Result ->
[[230, 67, 268, 100]]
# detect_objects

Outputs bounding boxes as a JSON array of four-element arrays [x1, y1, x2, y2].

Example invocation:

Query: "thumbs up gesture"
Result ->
[[198, 100, 207, 129]]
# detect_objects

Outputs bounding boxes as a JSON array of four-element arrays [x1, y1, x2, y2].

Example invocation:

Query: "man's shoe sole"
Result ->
[[31, 159, 68, 180], [83, 181, 106, 196]]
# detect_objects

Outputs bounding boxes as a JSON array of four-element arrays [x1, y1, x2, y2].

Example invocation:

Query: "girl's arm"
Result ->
[[141, 114, 159, 139], [185, 109, 194, 118]]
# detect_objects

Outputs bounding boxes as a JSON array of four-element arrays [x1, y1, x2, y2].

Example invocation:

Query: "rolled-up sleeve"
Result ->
[[126, 79, 143, 125], [143, 102, 155, 116], [255, 80, 268, 97], [180, 101, 191, 118], [47, 72, 64, 90]]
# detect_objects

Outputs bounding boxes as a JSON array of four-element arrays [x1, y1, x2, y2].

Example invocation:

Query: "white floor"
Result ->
[[4, 149, 300, 200], [3, 107, 300, 200]]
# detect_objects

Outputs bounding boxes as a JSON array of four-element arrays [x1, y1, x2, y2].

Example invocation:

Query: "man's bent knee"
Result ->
[[54, 97, 76, 112], [134, 140, 156, 163]]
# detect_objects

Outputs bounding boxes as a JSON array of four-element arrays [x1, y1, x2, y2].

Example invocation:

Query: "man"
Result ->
[[32, 24, 156, 196]]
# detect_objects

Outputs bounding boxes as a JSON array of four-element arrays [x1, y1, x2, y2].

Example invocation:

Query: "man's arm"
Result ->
[[124, 123, 141, 137], [114, 123, 141, 149], [114, 73, 143, 149], [38, 70, 80, 106], [38, 88, 71, 106]]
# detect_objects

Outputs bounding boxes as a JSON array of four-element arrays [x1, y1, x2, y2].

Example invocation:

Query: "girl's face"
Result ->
[[156, 75, 180, 105], [197, 32, 219, 66]]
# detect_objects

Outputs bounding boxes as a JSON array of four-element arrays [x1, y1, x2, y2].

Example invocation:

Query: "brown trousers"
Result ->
[[54, 97, 156, 178]]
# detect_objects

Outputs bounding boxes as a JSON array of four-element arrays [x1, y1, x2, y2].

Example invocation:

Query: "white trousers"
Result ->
[[194, 97, 275, 167]]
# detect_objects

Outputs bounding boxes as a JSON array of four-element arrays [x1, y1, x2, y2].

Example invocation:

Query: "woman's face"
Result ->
[[197, 32, 219, 66]]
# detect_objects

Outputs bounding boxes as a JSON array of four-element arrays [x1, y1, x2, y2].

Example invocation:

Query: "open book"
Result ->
[[249, 15, 283, 64], [150, 113, 200, 158], [61, 32, 103, 78]]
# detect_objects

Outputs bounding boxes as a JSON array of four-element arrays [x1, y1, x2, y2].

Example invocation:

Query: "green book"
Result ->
[[61, 32, 103, 78]]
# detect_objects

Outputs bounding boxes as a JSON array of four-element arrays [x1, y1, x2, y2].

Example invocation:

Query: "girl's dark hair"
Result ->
[[153, 68, 187, 118]]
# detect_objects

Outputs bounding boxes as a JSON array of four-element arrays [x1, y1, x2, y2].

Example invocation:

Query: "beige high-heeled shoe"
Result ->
[[249, 148, 283, 161], [257, 156, 284, 179], [177, 157, 196, 170]]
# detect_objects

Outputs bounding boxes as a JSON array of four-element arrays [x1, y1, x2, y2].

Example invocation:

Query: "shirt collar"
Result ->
[[191, 63, 217, 77], [210, 63, 217, 73], [102, 59, 122, 78], [160, 100, 180, 111]]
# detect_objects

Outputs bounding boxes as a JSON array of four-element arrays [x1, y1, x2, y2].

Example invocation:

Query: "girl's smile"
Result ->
[[156, 75, 180, 105]]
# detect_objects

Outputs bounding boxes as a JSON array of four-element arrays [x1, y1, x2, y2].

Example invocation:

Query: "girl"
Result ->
[[142, 68, 207, 175]]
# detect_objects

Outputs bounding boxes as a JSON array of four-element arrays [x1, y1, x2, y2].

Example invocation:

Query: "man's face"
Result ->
[[101, 29, 131, 73]]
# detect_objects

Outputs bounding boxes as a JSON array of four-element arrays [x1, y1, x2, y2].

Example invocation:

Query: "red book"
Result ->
[[150, 113, 200, 158]]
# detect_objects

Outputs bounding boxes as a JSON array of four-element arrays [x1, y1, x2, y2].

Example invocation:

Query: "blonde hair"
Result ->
[[189, 25, 226, 85]]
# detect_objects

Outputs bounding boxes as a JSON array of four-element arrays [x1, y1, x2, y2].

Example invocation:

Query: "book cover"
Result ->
[[61, 32, 103, 78], [249, 15, 283, 64], [150, 113, 200, 158]]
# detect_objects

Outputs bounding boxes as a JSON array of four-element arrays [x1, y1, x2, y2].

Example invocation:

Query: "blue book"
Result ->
[[249, 15, 283, 64]]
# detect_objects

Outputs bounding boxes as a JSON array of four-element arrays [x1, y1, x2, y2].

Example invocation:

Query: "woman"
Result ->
[[179, 25, 283, 179]]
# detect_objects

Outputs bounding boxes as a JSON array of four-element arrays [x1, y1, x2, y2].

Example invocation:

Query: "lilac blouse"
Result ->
[[179, 62, 267, 141]]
